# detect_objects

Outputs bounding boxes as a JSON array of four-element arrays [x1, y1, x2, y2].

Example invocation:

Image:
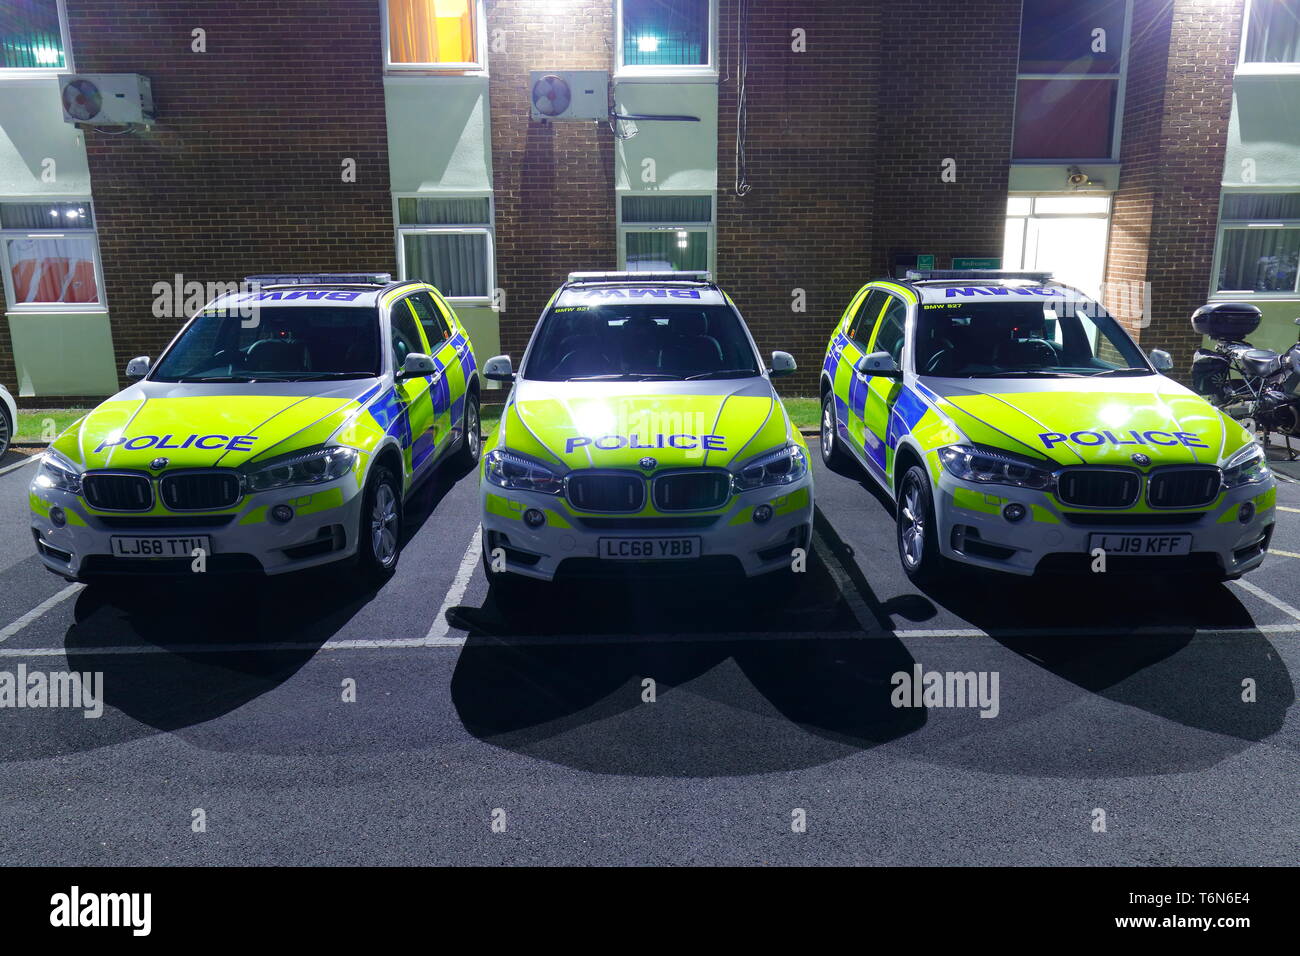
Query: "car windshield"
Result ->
[[151, 306, 382, 382], [523, 302, 762, 381], [913, 299, 1150, 378]]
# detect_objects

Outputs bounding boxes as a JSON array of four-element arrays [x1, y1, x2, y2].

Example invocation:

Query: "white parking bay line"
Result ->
[[1232, 578, 1300, 622], [0, 455, 40, 478], [424, 525, 482, 645], [0, 583, 83, 644]]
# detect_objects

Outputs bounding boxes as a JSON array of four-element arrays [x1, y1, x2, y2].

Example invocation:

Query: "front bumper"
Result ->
[[933, 472, 1276, 577], [29, 474, 365, 580], [480, 476, 814, 581]]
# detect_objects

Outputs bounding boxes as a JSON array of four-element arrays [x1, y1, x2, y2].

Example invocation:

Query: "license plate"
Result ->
[[110, 535, 212, 558], [598, 537, 701, 560], [1088, 533, 1191, 556]]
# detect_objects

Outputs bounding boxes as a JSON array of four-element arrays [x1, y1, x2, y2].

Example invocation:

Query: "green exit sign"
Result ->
[[916, 255, 935, 270], [952, 257, 1002, 269]]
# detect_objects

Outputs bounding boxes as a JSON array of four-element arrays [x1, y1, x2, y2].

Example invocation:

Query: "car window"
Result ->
[[407, 291, 453, 344], [523, 303, 761, 382], [872, 297, 908, 362], [151, 306, 381, 382], [912, 299, 1150, 377], [847, 290, 888, 347], [390, 301, 428, 370]]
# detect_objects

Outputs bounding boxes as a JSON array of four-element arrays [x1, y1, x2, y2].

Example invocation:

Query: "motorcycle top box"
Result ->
[[1192, 301, 1262, 341]]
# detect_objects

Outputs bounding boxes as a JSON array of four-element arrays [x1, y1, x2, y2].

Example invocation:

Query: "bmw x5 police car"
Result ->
[[30, 273, 480, 582], [480, 271, 812, 585], [820, 270, 1276, 583]]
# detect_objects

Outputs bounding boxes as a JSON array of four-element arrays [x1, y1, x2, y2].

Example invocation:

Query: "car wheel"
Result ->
[[357, 464, 402, 581], [820, 391, 850, 469], [454, 389, 481, 468], [897, 464, 947, 586], [0, 404, 11, 458]]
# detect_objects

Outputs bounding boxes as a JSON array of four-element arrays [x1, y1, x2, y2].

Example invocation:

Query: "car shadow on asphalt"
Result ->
[[0, 456, 478, 760], [444, 509, 933, 776]]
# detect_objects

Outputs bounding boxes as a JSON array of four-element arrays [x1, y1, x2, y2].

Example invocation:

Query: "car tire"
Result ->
[[356, 464, 403, 582], [0, 404, 11, 458], [820, 391, 851, 469], [896, 464, 948, 586], [454, 389, 482, 469]]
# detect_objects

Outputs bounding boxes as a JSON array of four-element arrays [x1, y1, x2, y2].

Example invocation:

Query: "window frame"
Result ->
[[615, 0, 719, 80], [1238, 0, 1300, 73], [393, 191, 496, 306], [0, 195, 106, 313], [1211, 187, 1300, 299], [617, 190, 716, 274], [381, 0, 488, 76], [0, 0, 74, 78], [1011, 0, 1133, 164]]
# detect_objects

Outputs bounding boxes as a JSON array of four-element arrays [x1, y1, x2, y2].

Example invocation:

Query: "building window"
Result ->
[[395, 195, 494, 301], [1243, 0, 1300, 63], [1004, 195, 1111, 299], [618, 0, 714, 73], [0, 0, 68, 70], [1013, 0, 1129, 161], [0, 201, 102, 308], [1215, 193, 1300, 294], [619, 194, 714, 271], [385, 0, 483, 71]]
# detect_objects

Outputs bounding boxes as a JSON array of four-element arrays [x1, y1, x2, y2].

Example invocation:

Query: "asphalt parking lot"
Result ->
[[0, 442, 1296, 866]]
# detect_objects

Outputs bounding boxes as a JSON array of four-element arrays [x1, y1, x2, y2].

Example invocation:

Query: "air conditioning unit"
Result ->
[[59, 74, 155, 126], [529, 70, 608, 122]]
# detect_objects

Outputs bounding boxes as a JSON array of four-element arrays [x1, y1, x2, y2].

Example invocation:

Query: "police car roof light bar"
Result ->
[[244, 273, 394, 287], [565, 271, 713, 285], [906, 269, 1054, 282]]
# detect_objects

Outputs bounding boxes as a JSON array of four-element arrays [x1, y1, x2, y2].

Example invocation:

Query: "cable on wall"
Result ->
[[734, 0, 752, 197]]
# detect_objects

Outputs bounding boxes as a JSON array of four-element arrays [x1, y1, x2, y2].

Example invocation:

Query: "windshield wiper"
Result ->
[[259, 372, 376, 381], [962, 370, 1086, 378], [1087, 367, 1152, 377], [685, 369, 759, 380], [173, 375, 259, 383], [565, 373, 684, 381]]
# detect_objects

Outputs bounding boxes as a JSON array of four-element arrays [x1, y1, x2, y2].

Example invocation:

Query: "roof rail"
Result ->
[[244, 272, 394, 287], [565, 270, 713, 285], [905, 269, 1054, 282]]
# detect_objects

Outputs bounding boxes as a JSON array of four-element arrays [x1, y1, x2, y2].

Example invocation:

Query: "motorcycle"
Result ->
[[1190, 302, 1300, 459]]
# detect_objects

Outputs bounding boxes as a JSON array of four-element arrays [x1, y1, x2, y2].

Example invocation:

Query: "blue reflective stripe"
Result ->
[[368, 387, 413, 448]]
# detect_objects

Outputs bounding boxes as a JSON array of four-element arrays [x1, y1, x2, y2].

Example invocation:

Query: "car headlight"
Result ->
[[1222, 442, 1270, 488], [483, 448, 564, 495], [937, 444, 1055, 490], [33, 451, 83, 495], [732, 444, 809, 492], [242, 445, 358, 493]]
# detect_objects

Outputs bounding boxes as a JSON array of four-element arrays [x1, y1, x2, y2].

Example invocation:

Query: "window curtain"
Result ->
[[403, 233, 486, 298], [6, 236, 99, 303], [1222, 192, 1300, 220], [625, 231, 708, 271], [0, 201, 92, 228], [1218, 229, 1300, 292], [388, 0, 474, 64], [397, 196, 489, 225], [1246, 0, 1300, 62], [622, 195, 711, 224], [0, 0, 65, 69]]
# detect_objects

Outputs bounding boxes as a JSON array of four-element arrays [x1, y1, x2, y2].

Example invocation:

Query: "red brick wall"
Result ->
[[717, 0, 1021, 395], [62, 0, 394, 392], [1104, 0, 1241, 374], [486, 0, 616, 364]]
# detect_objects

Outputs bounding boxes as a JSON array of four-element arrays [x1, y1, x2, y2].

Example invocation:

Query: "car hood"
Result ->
[[52, 378, 381, 471], [499, 378, 795, 471], [919, 374, 1252, 466]]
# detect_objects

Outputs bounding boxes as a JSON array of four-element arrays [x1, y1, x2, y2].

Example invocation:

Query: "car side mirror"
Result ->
[[400, 353, 436, 378], [1148, 348, 1174, 373], [769, 351, 797, 377], [484, 354, 514, 382], [855, 351, 901, 379], [125, 356, 150, 379], [1293, 316, 1300, 327]]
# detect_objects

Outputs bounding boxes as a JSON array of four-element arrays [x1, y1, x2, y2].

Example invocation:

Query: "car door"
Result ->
[[860, 293, 908, 478], [406, 289, 462, 462], [389, 295, 438, 481], [840, 288, 890, 459]]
